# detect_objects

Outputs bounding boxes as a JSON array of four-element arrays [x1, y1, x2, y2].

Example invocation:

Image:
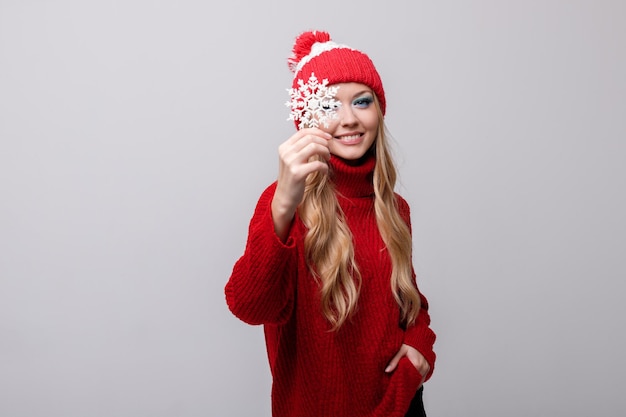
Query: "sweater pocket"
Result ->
[[369, 357, 423, 417]]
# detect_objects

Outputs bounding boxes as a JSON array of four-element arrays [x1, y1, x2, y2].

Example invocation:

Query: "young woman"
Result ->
[[225, 30, 436, 417]]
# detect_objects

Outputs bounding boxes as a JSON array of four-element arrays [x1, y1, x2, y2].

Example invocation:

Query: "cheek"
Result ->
[[319, 118, 338, 134], [365, 114, 379, 133], [361, 107, 379, 129]]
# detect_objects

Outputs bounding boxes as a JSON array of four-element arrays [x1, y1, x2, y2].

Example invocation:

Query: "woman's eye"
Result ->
[[353, 96, 374, 108], [322, 101, 341, 111]]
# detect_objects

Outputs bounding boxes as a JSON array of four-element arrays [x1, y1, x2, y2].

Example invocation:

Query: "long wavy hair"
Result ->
[[298, 96, 421, 331]]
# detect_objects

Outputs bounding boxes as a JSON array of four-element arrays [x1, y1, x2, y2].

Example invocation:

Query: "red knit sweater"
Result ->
[[225, 154, 436, 417]]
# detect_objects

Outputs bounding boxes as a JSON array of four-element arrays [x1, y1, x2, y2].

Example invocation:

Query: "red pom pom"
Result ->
[[287, 30, 331, 73]]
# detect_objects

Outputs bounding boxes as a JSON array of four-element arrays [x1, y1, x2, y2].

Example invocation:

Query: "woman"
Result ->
[[225, 30, 436, 417]]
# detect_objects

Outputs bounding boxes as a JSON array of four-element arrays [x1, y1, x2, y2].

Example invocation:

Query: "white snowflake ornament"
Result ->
[[286, 73, 340, 130]]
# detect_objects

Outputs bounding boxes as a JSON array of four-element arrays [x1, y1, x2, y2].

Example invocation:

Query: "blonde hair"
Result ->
[[298, 97, 421, 331]]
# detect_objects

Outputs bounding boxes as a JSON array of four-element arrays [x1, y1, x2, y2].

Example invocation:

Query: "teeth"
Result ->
[[339, 135, 360, 140]]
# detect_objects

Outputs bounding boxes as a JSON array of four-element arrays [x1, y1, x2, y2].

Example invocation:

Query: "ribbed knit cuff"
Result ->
[[403, 324, 436, 381], [403, 295, 437, 381]]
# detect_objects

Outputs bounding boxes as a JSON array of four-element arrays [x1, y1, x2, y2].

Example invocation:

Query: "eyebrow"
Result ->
[[350, 90, 374, 99]]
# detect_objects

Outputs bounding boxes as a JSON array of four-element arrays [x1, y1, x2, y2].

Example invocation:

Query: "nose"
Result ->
[[338, 104, 358, 126]]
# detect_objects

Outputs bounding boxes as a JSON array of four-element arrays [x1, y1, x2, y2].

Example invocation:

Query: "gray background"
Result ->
[[1, 1, 624, 416]]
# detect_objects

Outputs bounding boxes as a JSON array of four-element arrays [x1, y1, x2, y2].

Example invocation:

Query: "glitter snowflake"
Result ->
[[286, 73, 340, 130]]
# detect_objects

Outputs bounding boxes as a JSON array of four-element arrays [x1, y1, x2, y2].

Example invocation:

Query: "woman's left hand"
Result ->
[[385, 343, 430, 379]]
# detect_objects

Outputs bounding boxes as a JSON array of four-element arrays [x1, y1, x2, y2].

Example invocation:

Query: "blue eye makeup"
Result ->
[[352, 95, 374, 108]]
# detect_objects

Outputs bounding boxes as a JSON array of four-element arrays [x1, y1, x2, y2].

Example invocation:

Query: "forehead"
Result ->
[[330, 82, 373, 97]]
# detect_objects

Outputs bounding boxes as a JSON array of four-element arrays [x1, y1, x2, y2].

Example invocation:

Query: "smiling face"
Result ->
[[321, 82, 380, 161]]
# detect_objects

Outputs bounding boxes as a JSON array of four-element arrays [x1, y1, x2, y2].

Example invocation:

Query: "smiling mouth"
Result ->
[[335, 134, 363, 144]]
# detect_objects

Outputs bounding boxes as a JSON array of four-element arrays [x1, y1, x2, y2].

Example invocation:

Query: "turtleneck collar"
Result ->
[[328, 152, 376, 199]]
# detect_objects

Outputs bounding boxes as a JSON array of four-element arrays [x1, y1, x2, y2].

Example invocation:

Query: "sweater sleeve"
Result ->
[[404, 290, 437, 381], [371, 357, 424, 417], [396, 194, 437, 381], [225, 183, 298, 326]]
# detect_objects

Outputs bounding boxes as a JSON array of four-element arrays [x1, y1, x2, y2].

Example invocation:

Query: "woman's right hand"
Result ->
[[271, 128, 332, 241]]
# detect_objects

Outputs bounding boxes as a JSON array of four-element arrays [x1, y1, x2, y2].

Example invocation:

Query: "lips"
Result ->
[[335, 133, 363, 145]]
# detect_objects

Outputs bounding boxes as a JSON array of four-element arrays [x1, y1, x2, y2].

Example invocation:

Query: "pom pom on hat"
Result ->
[[288, 31, 331, 73], [286, 30, 386, 116]]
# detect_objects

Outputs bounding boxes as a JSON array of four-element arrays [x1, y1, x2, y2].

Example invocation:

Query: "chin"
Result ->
[[335, 143, 374, 159], [332, 147, 375, 164]]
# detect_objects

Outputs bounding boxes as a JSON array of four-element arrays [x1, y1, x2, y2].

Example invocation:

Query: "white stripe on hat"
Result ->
[[294, 41, 353, 75]]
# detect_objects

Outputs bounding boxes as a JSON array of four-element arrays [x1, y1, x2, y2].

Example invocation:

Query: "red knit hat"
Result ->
[[287, 30, 386, 118]]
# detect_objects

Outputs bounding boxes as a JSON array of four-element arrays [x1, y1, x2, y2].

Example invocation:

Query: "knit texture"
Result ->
[[288, 30, 386, 116], [225, 154, 436, 417]]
